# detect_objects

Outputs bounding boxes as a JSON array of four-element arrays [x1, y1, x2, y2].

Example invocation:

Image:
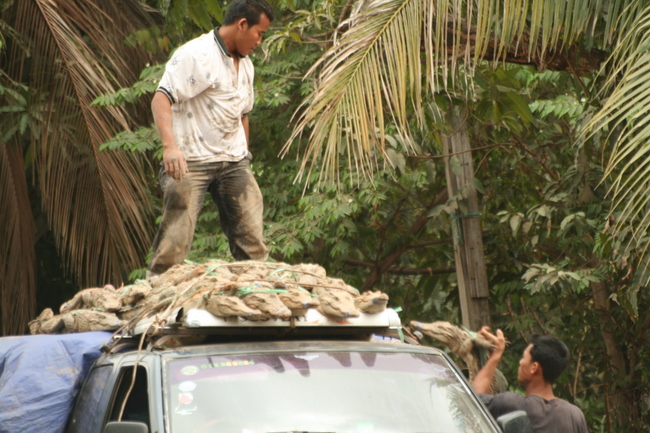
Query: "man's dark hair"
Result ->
[[223, 0, 274, 26], [529, 335, 570, 384]]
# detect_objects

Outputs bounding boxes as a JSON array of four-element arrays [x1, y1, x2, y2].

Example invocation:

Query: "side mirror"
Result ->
[[496, 410, 533, 433], [103, 421, 149, 433]]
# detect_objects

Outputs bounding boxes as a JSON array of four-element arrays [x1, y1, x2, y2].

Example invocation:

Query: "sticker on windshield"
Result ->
[[294, 354, 319, 361], [181, 365, 199, 376], [178, 381, 196, 392], [199, 360, 255, 369]]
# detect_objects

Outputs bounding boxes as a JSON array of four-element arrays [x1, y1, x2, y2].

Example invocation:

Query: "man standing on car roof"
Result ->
[[148, 0, 273, 276], [472, 327, 588, 433]]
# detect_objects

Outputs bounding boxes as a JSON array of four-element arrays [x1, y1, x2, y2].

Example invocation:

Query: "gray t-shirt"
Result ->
[[479, 392, 588, 433]]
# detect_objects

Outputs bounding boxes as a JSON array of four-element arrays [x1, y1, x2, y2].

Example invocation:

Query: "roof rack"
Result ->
[[130, 307, 402, 339]]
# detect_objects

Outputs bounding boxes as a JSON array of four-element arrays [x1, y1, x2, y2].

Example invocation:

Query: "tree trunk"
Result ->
[[441, 106, 491, 331], [591, 280, 640, 431]]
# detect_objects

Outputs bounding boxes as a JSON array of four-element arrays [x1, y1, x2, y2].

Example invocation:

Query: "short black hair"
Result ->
[[223, 0, 274, 26], [529, 335, 570, 384]]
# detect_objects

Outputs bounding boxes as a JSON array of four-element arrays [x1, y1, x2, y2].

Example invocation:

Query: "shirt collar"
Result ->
[[213, 27, 245, 58]]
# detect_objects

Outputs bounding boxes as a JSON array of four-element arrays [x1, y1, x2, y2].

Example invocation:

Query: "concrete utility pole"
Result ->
[[441, 106, 491, 331]]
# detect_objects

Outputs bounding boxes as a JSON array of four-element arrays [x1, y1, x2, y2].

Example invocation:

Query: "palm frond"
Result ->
[[582, 5, 650, 245], [0, 140, 36, 336], [283, 0, 628, 186], [282, 0, 425, 186], [2, 0, 162, 308]]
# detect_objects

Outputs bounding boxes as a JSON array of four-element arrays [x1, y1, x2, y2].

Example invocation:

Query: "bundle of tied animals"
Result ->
[[409, 320, 509, 395], [28, 261, 390, 335]]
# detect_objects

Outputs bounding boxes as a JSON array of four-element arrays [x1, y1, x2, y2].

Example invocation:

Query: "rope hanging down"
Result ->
[[451, 212, 481, 245]]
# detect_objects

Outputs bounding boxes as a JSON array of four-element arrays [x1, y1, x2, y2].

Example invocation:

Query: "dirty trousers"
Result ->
[[148, 158, 268, 274]]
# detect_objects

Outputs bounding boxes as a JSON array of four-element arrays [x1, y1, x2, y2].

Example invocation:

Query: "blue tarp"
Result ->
[[0, 331, 112, 433]]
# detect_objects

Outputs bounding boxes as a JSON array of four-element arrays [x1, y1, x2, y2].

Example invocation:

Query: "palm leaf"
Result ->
[[283, 0, 631, 186], [283, 0, 425, 186], [582, 4, 650, 254], [1, 0, 162, 334], [0, 140, 36, 336]]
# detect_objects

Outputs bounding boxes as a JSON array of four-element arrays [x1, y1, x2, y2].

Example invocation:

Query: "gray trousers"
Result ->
[[148, 157, 268, 274]]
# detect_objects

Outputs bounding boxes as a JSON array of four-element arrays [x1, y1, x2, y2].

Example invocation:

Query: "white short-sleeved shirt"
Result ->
[[157, 29, 254, 163]]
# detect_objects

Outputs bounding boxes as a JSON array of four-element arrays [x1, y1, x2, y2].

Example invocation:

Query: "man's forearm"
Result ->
[[242, 115, 250, 147], [472, 355, 501, 394], [152, 91, 177, 150], [472, 327, 506, 394], [152, 91, 187, 180]]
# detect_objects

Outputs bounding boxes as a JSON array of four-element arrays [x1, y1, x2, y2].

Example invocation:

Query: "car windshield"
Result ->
[[164, 350, 498, 433]]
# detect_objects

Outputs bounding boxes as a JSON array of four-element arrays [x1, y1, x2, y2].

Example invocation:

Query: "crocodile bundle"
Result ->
[[28, 261, 390, 335], [409, 320, 508, 395]]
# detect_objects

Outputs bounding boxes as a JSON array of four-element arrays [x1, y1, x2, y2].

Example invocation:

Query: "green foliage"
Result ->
[[0, 79, 47, 146], [99, 127, 161, 156], [522, 263, 601, 294], [92, 65, 164, 107], [530, 95, 585, 122], [124, 26, 168, 53], [474, 67, 534, 133], [155, 0, 224, 33]]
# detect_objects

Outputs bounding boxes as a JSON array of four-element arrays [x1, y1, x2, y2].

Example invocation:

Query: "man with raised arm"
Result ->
[[472, 327, 588, 433]]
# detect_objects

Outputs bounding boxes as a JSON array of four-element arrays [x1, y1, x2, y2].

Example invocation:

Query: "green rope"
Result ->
[[451, 212, 481, 245], [234, 286, 289, 297], [120, 279, 152, 297], [296, 286, 319, 297], [463, 326, 490, 367], [205, 263, 224, 274], [267, 268, 297, 280], [132, 279, 152, 286]]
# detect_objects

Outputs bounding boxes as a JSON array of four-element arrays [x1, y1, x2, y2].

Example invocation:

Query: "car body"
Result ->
[[62, 308, 525, 433]]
